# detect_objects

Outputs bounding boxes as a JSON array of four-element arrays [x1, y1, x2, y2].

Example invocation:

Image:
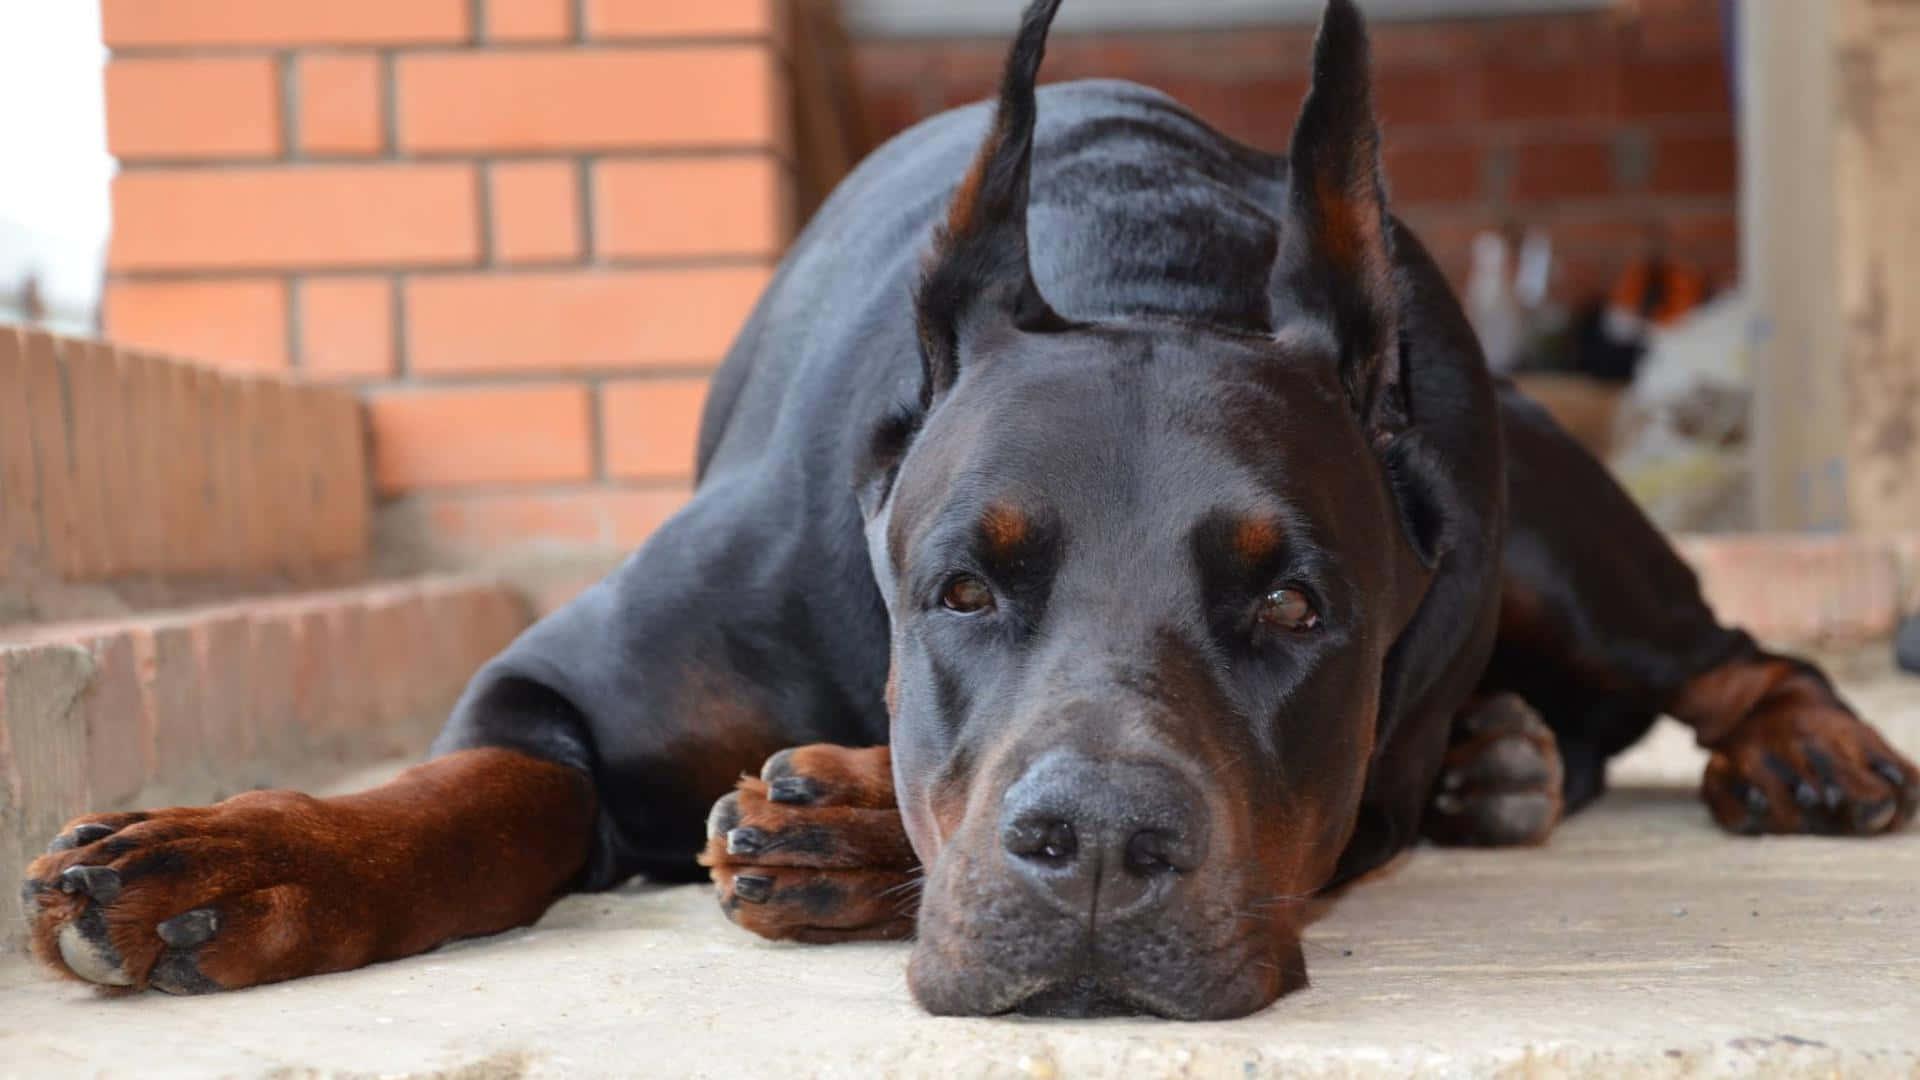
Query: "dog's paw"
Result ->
[[700, 745, 919, 943], [21, 793, 358, 994], [1703, 703, 1919, 836], [1423, 694, 1564, 847]]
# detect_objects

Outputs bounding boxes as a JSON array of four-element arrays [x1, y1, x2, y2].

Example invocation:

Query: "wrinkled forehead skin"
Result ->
[[867, 318, 1421, 871]]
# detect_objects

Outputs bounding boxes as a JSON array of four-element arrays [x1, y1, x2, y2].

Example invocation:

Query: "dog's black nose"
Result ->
[[999, 750, 1207, 921]]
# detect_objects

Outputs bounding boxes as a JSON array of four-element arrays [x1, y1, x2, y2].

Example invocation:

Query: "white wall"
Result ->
[[0, 0, 112, 334]]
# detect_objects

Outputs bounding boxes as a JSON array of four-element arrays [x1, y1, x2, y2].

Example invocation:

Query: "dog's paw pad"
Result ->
[[1424, 694, 1564, 847]]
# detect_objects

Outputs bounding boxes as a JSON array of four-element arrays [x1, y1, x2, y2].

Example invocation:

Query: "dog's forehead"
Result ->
[[897, 324, 1372, 555]]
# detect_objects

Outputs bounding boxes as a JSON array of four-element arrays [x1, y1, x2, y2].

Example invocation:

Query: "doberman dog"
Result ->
[[23, 0, 1919, 1020]]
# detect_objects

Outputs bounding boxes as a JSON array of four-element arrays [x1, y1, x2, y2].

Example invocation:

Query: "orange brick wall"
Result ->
[[99, 0, 794, 559], [852, 0, 1738, 304]]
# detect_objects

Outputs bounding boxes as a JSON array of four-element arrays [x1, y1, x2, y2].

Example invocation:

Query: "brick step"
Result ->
[[0, 575, 530, 952], [1, 327, 370, 626], [1678, 532, 1920, 648]]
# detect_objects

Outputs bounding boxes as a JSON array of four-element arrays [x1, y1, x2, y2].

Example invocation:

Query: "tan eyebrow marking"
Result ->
[[979, 501, 1030, 553], [1232, 517, 1285, 563]]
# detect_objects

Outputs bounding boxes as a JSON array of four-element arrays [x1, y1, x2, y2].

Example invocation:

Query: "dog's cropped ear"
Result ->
[[914, 0, 1071, 408], [1281, 0, 1406, 445]]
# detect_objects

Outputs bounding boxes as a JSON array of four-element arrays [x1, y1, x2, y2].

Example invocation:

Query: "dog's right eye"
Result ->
[[941, 575, 997, 615]]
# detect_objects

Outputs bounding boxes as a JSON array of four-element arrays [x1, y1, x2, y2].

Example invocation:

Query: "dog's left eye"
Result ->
[[1256, 587, 1319, 632], [941, 575, 997, 615]]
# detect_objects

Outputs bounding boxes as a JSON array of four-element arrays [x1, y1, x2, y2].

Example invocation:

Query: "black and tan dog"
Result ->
[[23, 0, 1918, 1020]]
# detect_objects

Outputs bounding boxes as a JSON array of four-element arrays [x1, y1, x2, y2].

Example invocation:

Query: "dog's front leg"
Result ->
[[22, 748, 594, 993]]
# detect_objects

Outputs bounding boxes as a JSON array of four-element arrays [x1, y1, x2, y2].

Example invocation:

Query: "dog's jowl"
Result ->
[[22, 0, 1918, 1020]]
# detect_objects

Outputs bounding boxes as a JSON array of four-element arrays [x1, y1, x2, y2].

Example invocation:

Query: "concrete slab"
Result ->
[[4, 674, 1919, 1079]]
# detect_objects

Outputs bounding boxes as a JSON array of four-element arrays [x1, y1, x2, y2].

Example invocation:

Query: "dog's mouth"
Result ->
[[1008, 974, 1155, 1018]]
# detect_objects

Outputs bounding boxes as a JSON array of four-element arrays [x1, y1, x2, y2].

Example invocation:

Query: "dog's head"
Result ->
[[857, 0, 1442, 1020]]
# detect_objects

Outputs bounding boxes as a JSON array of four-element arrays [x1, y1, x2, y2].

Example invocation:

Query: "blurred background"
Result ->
[[1, 2, 1917, 855], [5, 0, 1910, 556]]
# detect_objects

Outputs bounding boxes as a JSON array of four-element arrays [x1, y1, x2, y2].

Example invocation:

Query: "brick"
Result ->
[[102, 0, 470, 48], [254, 382, 299, 574], [116, 355, 160, 577], [1666, 210, 1740, 267], [0, 643, 94, 857], [1375, 69, 1479, 131], [595, 157, 788, 258], [21, 332, 77, 580], [60, 342, 112, 581], [210, 377, 249, 574], [488, 0, 573, 41], [1677, 535, 1900, 647], [181, 366, 221, 575], [362, 595, 438, 741], [296, 54, 385, 157], [69, 344, 128, 578], [288, 606, 337, 745], [1143, 76, 1311, 150], [248, 614, 300, 765], [584, 0, 778, 38], [192, 613, 257, 769], [0, 328, 42, 569], [106, 58, 280, 160], [600, 377, 709, 480], [104, 279, 290, 374], [149, 623, 206, 782], [299, 278, 395, 380], [68, 632, 149, 808], [110, 165, 480, 272], [1633, 9, 1728, 55], [420, 487, 691, 550], [407, 267, 769, 375], [1384, 144, 1482, 206], [315, 389, 371, 562], [1481, 62, 1621, 124], [370, 385, 593, 494], [1509, 137, 1616, 202], [1650, 131, 1738, 196], [397, 47, 780, 153], [490, 161, 581, 265], [1622, 57, 1733, 119]]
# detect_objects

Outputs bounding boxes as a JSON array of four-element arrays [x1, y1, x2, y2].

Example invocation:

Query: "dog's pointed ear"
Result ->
[[914, 0, 1070, 408], [1283, 0, 1406, 444]]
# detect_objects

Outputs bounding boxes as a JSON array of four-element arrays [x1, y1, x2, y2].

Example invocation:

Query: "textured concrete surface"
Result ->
[[3, 672, 1918, 1079]]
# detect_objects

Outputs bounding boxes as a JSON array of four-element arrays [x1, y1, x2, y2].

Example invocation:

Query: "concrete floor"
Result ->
[[4, 673, 1919, 1079]]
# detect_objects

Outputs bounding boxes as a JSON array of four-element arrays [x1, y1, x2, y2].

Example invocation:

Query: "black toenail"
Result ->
[[60, 866, 122, 905], [726, 827, 766, 856], [706, 792, 742, 840], [768, 776, 819, 804], [150, 950, 223, 995], [1852, 798, 1896, 833], [734, 875, 773, 903], [156, 908, 220, 948], [49, 823, 117, 853], [759, 749, 797, 783], [1870, 758, 1910, 790]]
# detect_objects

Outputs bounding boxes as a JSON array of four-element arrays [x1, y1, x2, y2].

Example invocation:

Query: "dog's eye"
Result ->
[[941, 575, 996, 615], [1256, 587, 1318, 632]]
